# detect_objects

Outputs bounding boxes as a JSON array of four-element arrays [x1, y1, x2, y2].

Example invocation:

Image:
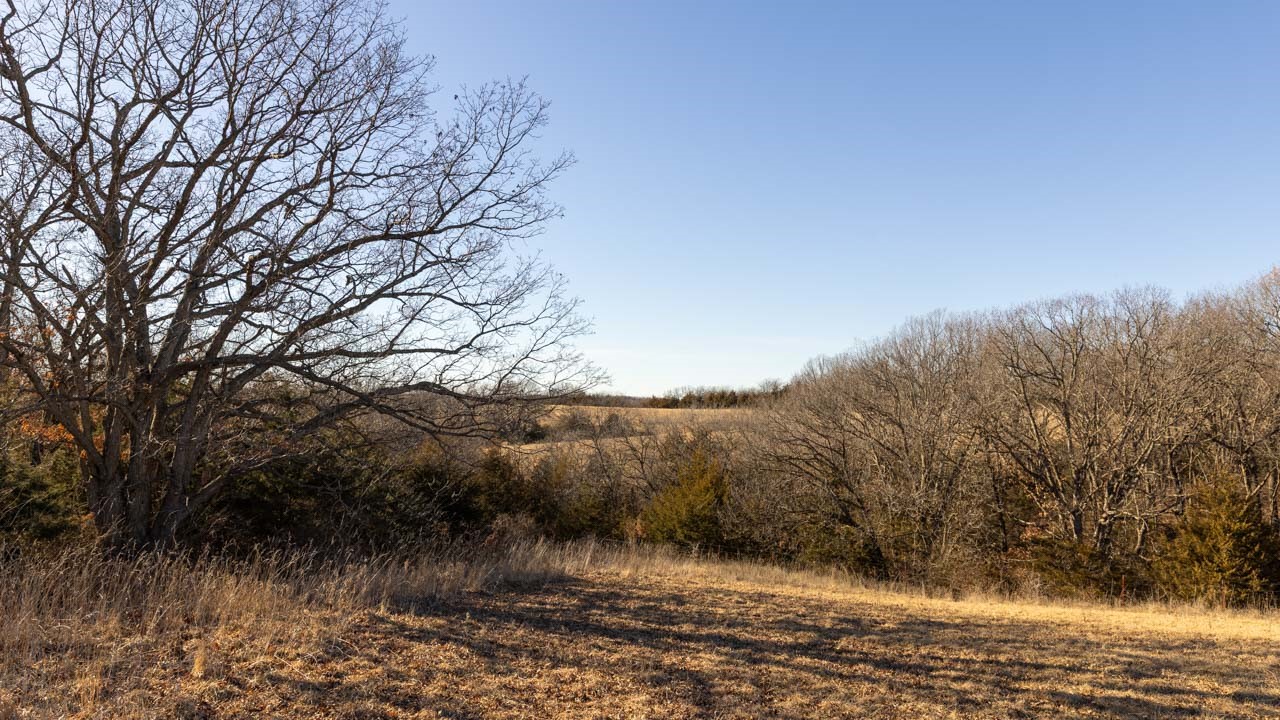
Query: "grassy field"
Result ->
[[508, 404, 747, 463], [4, 541, 1279, 719]]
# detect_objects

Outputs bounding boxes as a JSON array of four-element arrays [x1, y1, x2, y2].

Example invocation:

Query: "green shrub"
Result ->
[[463, 449, 538, 524], [791, 521, 891, 579], [0, 445, 80, 544], [1029, 540, 1114, 599], [1153, 481, 1280, 607], [641, 449, 728, 549], [200, 443, 453, 551]]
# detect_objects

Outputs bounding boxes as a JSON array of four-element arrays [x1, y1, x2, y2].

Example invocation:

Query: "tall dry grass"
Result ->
[[0, 538, 585, 717]]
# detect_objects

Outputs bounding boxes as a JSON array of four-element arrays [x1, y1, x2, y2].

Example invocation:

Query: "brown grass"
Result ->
[[3, 540, 1278, 718], [531, 404, 751, 445], [508, 404, 749, 466]]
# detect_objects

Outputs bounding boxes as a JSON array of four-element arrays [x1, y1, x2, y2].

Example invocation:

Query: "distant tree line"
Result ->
[[561, 382, 786, 410], [650, 383, 786, 409]]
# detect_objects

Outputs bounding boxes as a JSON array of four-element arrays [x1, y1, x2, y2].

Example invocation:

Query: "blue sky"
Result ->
[[394, 1, 1280, 395]]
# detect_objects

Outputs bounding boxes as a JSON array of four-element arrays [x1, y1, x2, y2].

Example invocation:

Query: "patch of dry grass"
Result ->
[[508, 404, 749, 467], [3, 540, 1278, 718], [0, 542, 567, 718]]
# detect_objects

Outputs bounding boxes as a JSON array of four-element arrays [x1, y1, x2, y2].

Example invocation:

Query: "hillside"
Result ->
[[504, 404, 749, 463], [8, 542, 1277, 719], [533, 403, 751, 436]]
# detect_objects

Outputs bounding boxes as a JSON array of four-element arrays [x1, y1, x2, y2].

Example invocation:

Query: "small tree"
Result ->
[[1153, 480, 1280, 607], [0, 0, 592, 548]]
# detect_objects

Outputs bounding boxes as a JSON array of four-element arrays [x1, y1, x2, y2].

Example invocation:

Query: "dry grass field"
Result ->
[[533, 404, 752, 442], [507, 404, 748, 464], [4, 541, 1279, 719]]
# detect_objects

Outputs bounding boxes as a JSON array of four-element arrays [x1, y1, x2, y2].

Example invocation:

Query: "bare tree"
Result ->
[[0, 0, 592, 547], [849, 312, 986, 580], [1189, 271, 1280, 524], [981, 290, 1193, 558], [762, 314, 988, 581], [761, 356, 877, 558]]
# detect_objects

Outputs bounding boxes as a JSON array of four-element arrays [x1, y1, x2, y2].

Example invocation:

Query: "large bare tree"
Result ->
[[980, 290, 1195, 558], [0, 0, 591, 547], [763, 313, 987, 581]]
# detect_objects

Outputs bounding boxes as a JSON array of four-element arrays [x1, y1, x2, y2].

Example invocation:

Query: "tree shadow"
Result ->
[[239, 576, 1280, 719]]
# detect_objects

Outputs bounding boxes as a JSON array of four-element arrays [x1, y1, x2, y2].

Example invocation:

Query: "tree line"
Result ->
[[557, 383, 784, 410], [367, 274, 1280, 605], [471, 273, 1280, 606], [744, 276, 1280, 603]]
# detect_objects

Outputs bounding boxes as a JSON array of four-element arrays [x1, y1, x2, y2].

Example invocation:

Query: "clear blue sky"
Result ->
[[394, 1, 1280, 395]]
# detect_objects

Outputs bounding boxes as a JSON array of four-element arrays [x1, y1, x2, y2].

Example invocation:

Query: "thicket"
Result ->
[[0, 444, 81, 545], [739, 275, 1280, 606]]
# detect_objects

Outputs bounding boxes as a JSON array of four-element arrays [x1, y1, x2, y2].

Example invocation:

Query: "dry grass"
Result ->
[[3, 540, 1278, 718], [530, 404, 750, 445], [0, 542, 564, 718], [509, 404, 748, 466]]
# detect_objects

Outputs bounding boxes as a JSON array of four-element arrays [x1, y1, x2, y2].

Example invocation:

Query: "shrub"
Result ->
[[789, 521, 892, 579], [641, 449, 728, 549], [0, 445, 80, 544], [1152, 481, 1280, 607], [528, 454, 628, 540], [1029, 540, 1122, 600], [199, 442, 453, 551]]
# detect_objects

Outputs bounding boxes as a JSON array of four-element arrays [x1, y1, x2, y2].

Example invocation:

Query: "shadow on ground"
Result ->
[[221, 575, 1280, 719]]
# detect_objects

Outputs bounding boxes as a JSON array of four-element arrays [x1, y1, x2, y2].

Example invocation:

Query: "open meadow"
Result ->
[[5, 541, 1278, 719]]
